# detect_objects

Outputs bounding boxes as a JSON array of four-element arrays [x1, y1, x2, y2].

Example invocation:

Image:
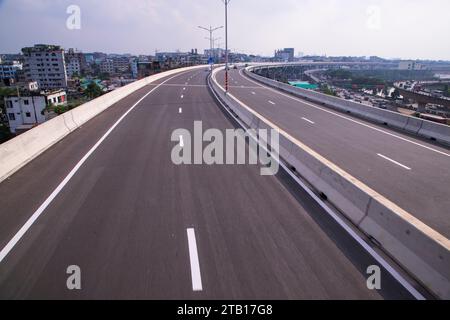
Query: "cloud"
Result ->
[[0, 0, 449, 60]]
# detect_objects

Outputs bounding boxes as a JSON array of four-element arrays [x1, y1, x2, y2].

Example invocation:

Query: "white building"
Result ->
[[4, 89, 67, 133], [398, 61, 426, 71], [22, 44, 68, 89], [0, 61, 23, 79]]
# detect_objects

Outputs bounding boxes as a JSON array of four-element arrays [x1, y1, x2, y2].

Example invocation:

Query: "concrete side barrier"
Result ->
[[0, 117, 71, 182], [210, 67, 450, 299], [404, 117, 424, 135], [360, 198, 450, 298], [0, 65, 205, 183], [245, 67, 450, 146], [418, 121, 450, 144]]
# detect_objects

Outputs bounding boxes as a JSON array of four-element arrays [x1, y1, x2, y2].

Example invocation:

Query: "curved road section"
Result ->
[[0, 68, 423, 299], [217, 67, 450, 240]]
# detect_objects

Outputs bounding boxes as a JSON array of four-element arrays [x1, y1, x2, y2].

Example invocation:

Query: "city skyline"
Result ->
[[1, 0, 450, 60]]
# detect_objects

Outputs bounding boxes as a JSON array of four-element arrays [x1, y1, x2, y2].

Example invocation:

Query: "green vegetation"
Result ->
[[84, 82, 104, 99], [67, 97, 90, 110], [325, 69, 353, 80], [325, 69, 385, 87], [444, 84, 450, 97], [0, 123, 14, 144], [325, 69, 436, 87], [320, 84, 337, 96], [98, 73, 111, 81], [0, 88, 17, 143]]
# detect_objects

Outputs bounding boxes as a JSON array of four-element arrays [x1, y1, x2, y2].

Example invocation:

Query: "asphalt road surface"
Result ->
[[217, 68, 450, 239], [0, 68, 418, 299]]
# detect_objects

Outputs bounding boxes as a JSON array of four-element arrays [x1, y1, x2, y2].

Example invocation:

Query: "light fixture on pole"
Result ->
[[198, 25, 223, 64]]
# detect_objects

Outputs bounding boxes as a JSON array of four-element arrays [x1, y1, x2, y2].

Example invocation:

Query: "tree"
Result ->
[[84, 82, 104, 99]]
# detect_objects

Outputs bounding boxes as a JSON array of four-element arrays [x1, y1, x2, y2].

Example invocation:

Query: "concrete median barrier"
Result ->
[[210, 66, 450, 299], [0, 65, 204, 183], [245, 67, 450, 147]]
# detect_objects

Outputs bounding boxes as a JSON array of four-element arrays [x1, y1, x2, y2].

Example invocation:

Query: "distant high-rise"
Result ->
[[22, 44, 68, 89], [275, 48, 295, 62]]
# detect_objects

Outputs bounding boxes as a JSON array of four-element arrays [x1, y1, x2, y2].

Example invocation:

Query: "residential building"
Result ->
[[4, 89, 67, 133], [21, 44, 68, 89], [100, 59, 115, 74], [0, 60, 23, 80], [66, 58, 81, 78], [65, 48, 86, 77], [112, 56, 130, 73]]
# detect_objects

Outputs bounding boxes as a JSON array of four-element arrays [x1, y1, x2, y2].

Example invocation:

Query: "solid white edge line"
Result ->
[[302, 117, 315, 124], [210, 69, 426, 300], [0, 70, 192, 264], [238, 69, 450, 158], [378, 154, 412, 170], [187, 228, 203, 292]]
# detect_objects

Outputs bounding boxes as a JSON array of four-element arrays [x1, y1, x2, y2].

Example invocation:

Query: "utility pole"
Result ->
[[198, 25, 223, 63], [222, 0, 231, 92]]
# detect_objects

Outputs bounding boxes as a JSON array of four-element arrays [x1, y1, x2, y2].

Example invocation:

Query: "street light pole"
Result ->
[[222, 0, 231, 92], [198, 25, 223, 63]]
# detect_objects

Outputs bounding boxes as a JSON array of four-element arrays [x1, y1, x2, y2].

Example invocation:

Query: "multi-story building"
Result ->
[[100, 59, 115, 74], [65, 48, 86, 78], [275, 48, 295, 62], [112, 56, 130, 73], [66, 59, 81, 78], [22, 44, 68, 89], [0, 60, 23, 80], [4, 89, 67, 133]]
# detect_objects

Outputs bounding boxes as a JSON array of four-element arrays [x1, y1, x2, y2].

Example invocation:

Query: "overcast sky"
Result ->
[[0, 0, 449, 60]]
